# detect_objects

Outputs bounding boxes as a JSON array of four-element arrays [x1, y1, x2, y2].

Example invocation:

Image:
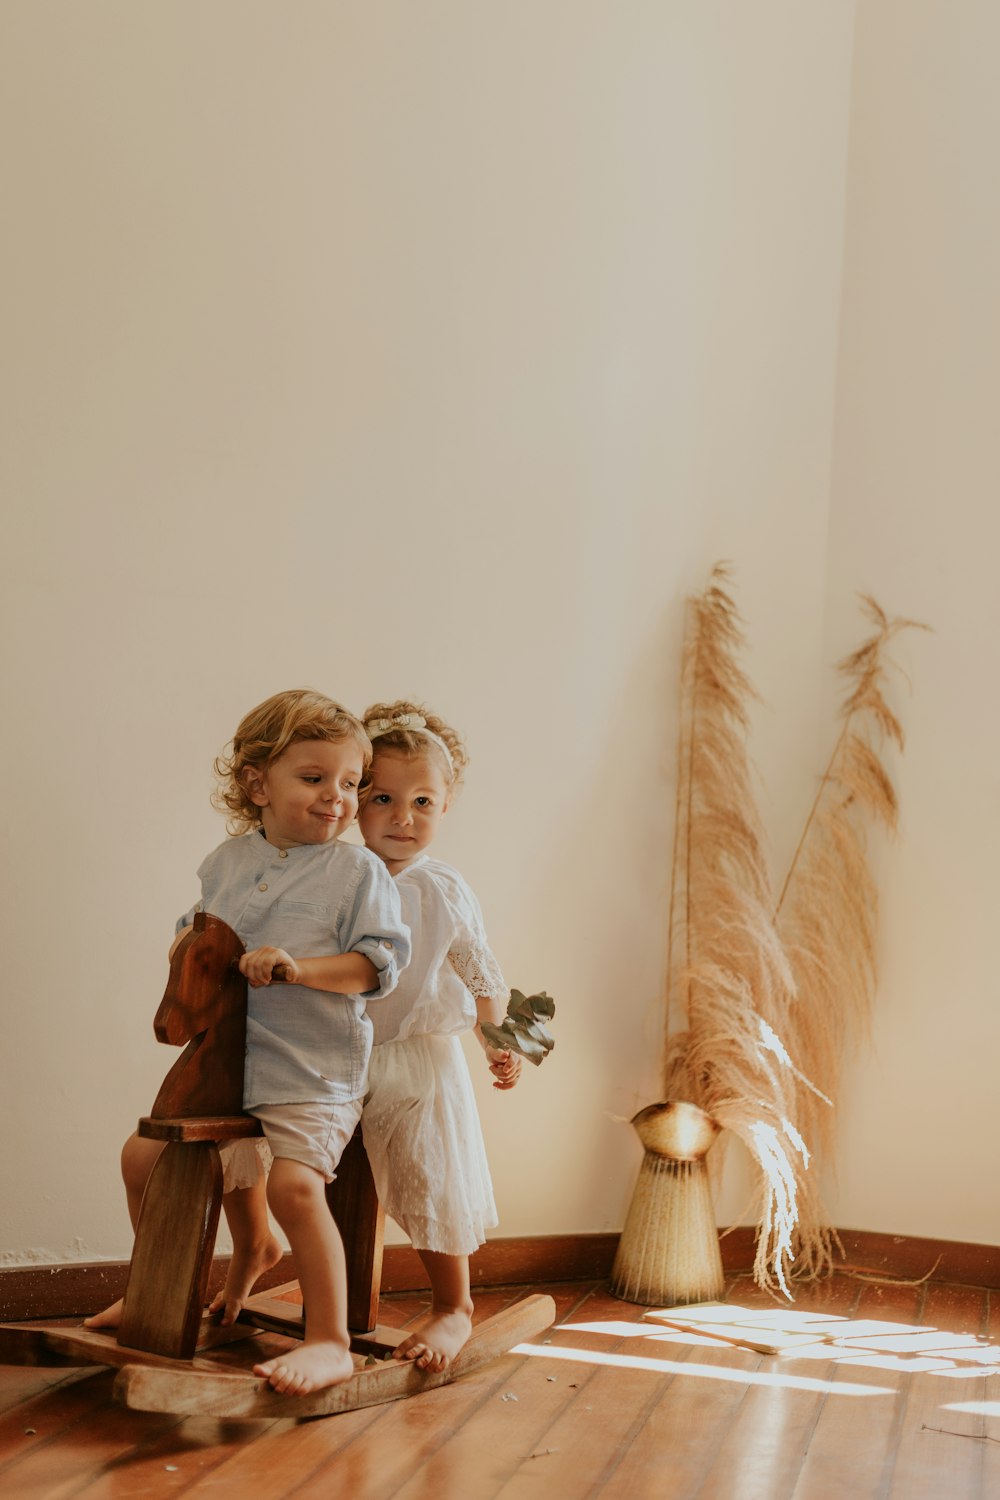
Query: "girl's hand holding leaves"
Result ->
[[481, 990, 555, 1066]]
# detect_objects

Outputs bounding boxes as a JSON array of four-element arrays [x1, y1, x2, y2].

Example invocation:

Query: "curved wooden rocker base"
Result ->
[[0, 1291, 556, 1420], [119, 1292, 556, 1418]]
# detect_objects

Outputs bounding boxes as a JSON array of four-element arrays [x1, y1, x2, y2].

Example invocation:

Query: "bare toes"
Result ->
[[394, 1338, 424, 1364], [252, 1344, 354, 1396], [83, 1299, 124, 1330], [256, 1359, 291, 1393]]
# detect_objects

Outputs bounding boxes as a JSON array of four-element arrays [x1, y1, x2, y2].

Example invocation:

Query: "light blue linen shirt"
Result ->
[[179, 832, 411, 1108]]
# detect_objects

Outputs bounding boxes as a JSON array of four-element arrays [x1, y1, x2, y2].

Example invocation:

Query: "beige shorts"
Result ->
[[250, 1097, 363, 1183]]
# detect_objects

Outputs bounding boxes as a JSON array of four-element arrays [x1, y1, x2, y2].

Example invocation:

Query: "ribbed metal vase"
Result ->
[[610, 1100, 724, 1307]]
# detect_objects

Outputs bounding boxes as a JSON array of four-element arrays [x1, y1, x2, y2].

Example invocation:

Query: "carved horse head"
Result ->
[[150, 911, 249, 1119]]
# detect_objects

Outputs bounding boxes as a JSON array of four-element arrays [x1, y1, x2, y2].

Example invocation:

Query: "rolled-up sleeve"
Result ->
[[341, 857, 411, 1001]]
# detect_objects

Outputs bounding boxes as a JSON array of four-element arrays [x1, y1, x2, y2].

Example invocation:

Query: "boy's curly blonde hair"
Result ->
[[214, 688, 371, 833], [361, 699, 468, 788]]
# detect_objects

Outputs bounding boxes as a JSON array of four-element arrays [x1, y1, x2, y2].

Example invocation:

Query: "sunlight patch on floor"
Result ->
[[545, 1303, 1000, 1384], [512, 1340, 895, 1396], [636, 1302, 1000, 1371]]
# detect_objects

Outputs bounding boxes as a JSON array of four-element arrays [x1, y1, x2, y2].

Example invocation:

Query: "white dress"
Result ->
[[361, 856, 508, 1256]]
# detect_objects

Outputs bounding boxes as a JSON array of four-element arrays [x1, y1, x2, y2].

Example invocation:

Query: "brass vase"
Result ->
[[610, 1100, 724, 1306]]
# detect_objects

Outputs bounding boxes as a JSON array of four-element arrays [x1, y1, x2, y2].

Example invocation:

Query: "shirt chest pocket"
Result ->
[[270, 898, 335, 956]]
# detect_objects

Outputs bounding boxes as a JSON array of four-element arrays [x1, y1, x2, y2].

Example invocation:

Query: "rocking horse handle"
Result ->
[[226, 959, 292, 983]]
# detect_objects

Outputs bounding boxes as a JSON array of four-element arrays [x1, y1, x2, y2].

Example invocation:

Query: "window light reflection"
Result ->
[[511, 1341, 894, 1397], [527, 1307, 1000, 1388]]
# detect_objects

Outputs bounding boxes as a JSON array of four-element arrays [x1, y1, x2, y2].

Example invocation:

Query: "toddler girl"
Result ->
[[89, 689, 410, 1398], [357, 700, 520, 1372]]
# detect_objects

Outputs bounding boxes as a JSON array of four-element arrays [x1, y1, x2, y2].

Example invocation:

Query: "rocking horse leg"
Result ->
[[118, 1140, 224, 1360], [325, 1126, 384, 1336]]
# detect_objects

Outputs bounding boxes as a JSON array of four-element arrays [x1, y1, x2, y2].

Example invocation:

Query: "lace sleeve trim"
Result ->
[[448, 941, 507, 1002]]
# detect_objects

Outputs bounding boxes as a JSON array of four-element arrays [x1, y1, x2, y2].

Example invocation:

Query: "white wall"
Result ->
[[823, 0, 1000, 1244], [1, 1, 858, 1264]]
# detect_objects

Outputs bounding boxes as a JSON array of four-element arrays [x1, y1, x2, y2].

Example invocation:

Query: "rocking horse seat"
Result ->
[[136, 1116, 263, 1144]]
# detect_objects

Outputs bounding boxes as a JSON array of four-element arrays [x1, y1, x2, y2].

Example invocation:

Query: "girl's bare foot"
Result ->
[[83, 1297, 124, 1330], [253, 1341, 355, 1395], [392, 1306, 473, 1372], [209, 1232, 284, 1325]]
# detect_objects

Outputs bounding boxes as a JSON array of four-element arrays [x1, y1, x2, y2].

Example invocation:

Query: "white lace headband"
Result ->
[[366, 712, 455, 775]]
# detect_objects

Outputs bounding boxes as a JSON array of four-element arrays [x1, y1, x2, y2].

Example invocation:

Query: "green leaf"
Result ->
[[479, 989, 556, 1065], [480, 1021, 506, 1049], [520, 1019, 555, 1049], [513, 1034, 548, 1064]]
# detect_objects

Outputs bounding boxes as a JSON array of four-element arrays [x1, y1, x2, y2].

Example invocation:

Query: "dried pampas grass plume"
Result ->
[[662, 564, 819, 1295], [773, 597, 929, 1269]]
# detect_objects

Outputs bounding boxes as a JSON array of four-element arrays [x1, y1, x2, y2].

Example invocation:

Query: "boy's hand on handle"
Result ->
[[486, 1046, 521, 1091], [240, 947, 298, 987]]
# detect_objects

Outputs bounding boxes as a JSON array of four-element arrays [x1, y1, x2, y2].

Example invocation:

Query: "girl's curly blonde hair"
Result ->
[[214, 688, 371, 833], [361, 699, 468, 788]]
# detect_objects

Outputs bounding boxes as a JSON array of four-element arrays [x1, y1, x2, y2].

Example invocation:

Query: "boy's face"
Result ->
[[244, 738, 364, 849], [358, 750, 450, 874]]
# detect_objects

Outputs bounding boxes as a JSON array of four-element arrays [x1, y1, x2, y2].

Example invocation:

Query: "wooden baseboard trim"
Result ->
[[0, 1235, 616, 1322], [717, 1226, 1000, 1292], [3, 1227, 998, 1322], [822, 1228, 1000, 1290]]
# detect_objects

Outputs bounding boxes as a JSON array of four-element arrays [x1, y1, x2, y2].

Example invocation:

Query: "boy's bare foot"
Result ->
[[392, 1307, 473, 1372], [83, 1297, 124, 1330], [83, 1232, 283, 1332], [209, 1232, 284, 1325], [253, 1341, 355, 1395]]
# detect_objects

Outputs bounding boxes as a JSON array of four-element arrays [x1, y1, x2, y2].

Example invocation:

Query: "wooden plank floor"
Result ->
[[3, 1271, 1000, 1499]]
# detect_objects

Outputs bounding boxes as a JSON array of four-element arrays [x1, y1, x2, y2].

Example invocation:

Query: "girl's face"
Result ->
[[244, 738, 364, 849], [358, 750, 451, 874]]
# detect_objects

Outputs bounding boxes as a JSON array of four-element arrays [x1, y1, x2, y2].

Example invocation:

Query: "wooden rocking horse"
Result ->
[[0, 912, 555, 1418]]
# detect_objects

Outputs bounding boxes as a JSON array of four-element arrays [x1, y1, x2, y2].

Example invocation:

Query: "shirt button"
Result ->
[[278, 850, 288, 859], [259, 882, 268, 892]]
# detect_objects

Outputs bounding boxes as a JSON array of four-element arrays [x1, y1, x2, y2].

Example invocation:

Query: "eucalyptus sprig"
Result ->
[[482, 990, 555, 1065]]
